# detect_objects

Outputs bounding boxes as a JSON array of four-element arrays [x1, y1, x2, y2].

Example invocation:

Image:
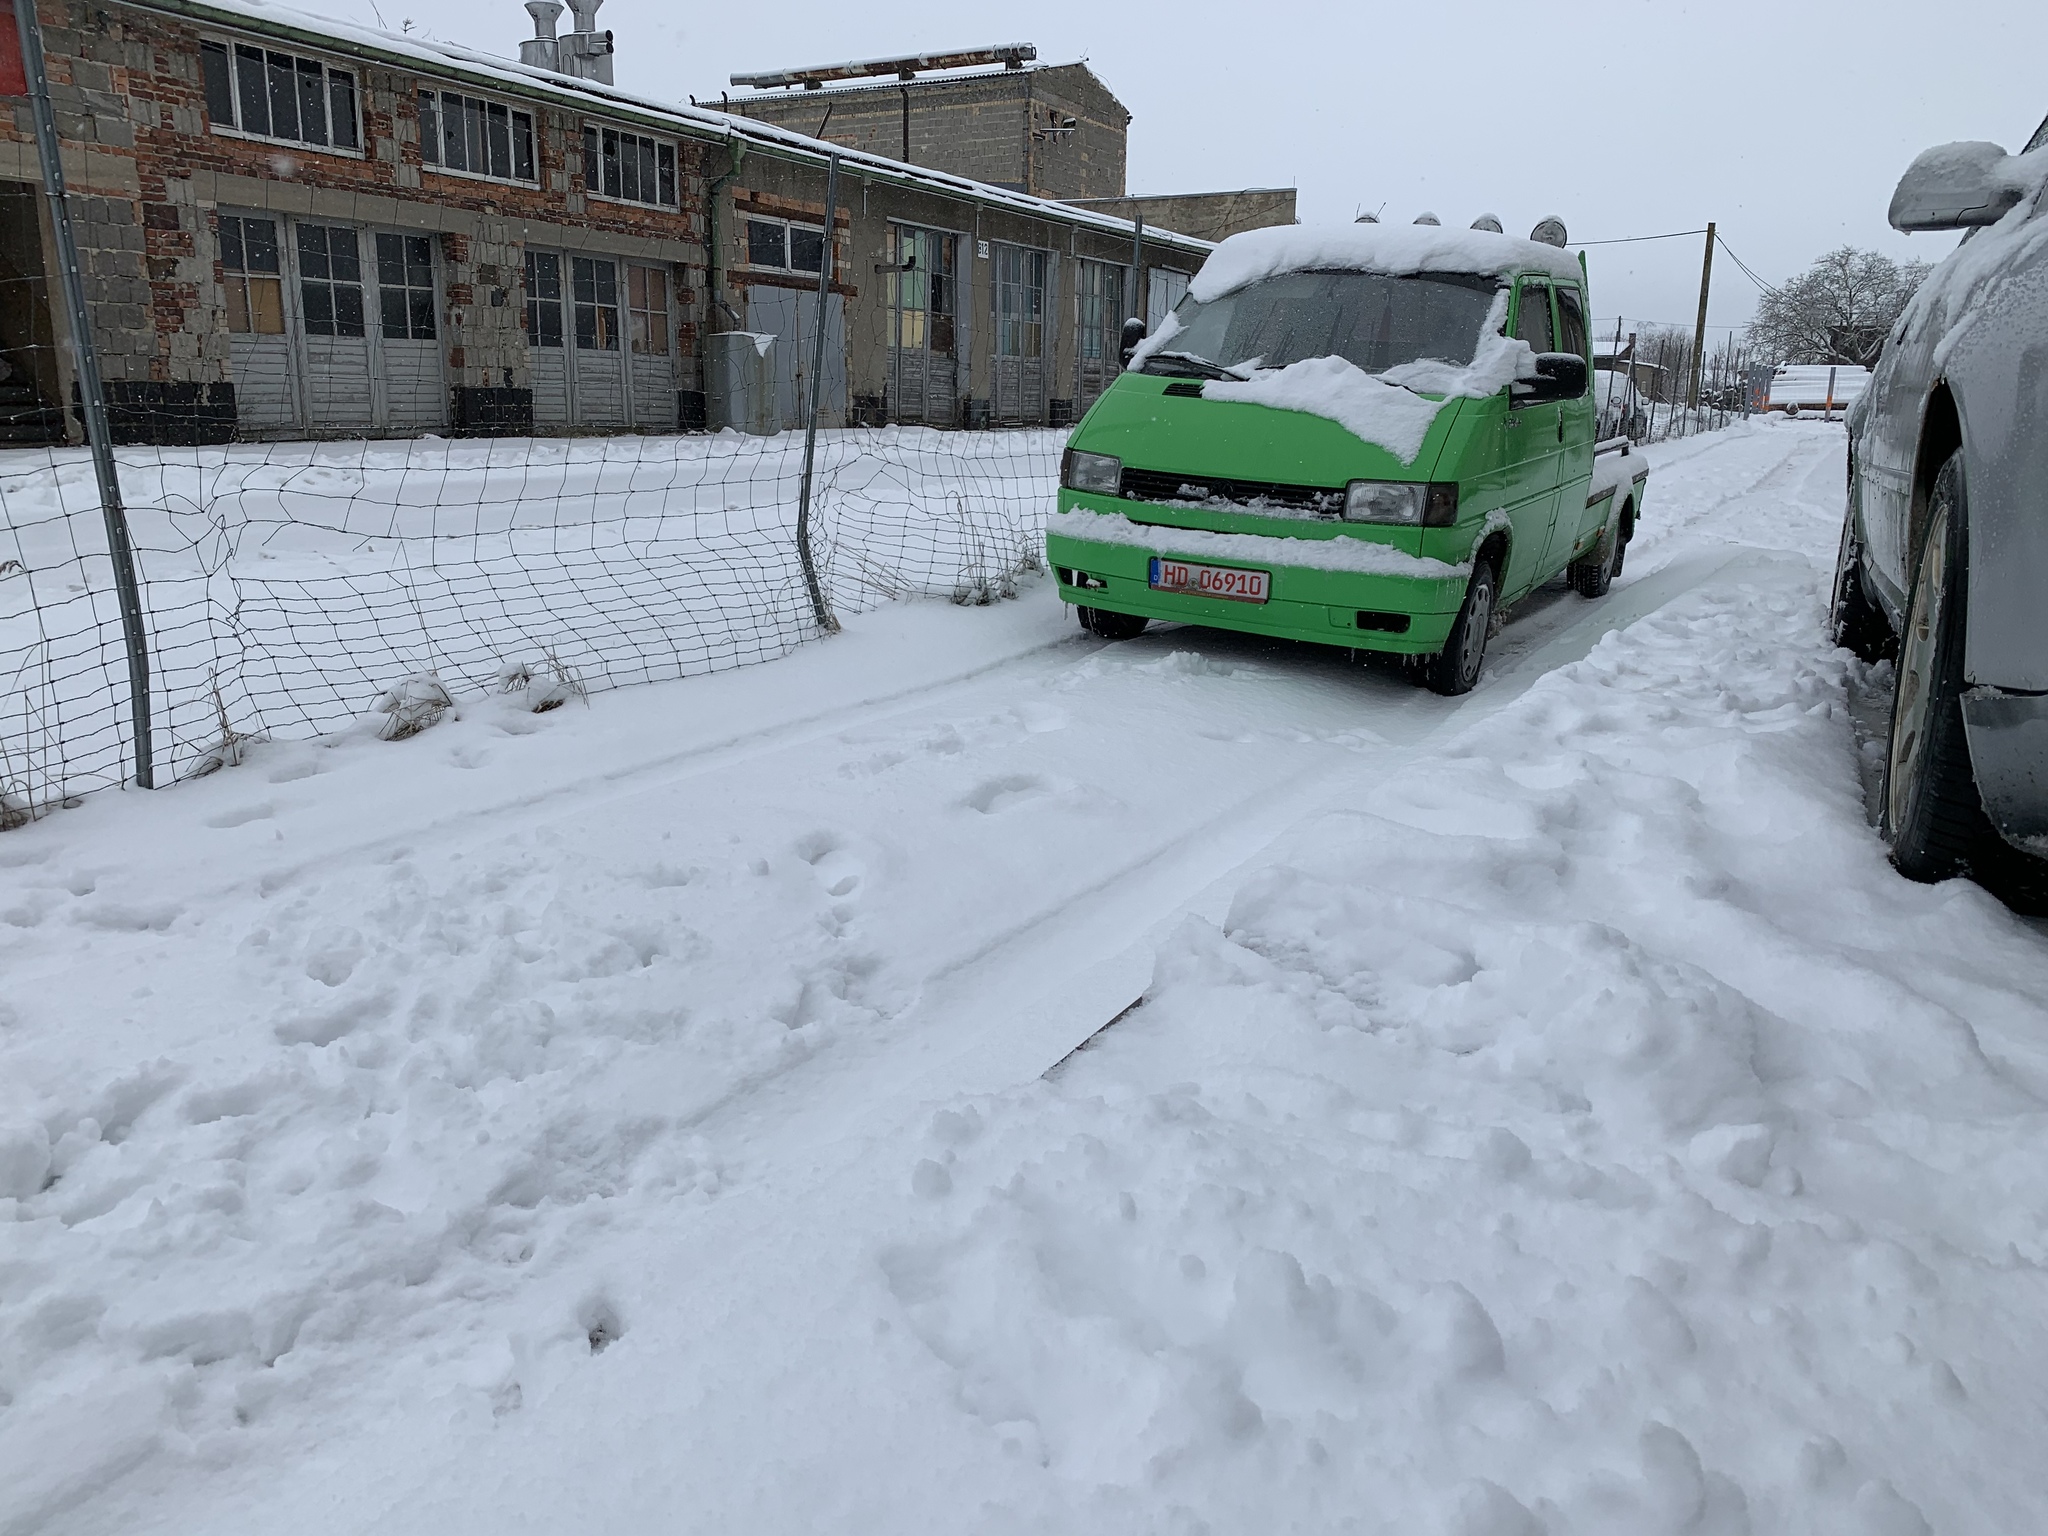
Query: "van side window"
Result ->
[[1555, 286, 1589, 360], [1514, 282, 1553, 355]]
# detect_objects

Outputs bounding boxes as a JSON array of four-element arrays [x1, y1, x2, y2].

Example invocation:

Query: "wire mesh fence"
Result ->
[[0, 427, 1062, 823]]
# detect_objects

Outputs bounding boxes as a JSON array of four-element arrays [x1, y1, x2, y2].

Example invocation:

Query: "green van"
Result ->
[[1047, 222, 1636, 693]]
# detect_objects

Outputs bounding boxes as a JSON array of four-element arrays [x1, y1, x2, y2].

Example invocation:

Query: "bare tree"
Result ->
[[1746, 246, 1931, 367]]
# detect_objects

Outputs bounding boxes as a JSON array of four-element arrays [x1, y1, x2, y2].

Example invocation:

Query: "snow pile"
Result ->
[[886, 511, 2048, 1532], [1768, 365, 1868, 408], [1198, 293, 1534, 462], [1184, 221, 1585, 305]]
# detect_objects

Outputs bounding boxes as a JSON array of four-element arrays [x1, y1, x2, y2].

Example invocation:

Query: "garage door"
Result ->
[[219, 212, 448, 437], [526, 250, 677, 431]]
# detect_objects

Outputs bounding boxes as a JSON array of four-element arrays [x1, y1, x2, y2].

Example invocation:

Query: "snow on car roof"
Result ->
[[1187, 222, 1585, 304]]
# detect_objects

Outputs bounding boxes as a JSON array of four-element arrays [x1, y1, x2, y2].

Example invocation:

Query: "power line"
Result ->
[[1712, 237, 1776, 294], [1576, 228, 1710, 246]]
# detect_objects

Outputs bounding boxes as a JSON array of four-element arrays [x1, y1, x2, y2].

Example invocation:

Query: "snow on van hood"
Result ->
[[1194, 291, 1537, 464], [1187, 221, 1585, 304]]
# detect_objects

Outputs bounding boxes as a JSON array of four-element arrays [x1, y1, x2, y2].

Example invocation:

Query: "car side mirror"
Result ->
[[1889, 142, 2026, 231], [1120, 316, 1147, 367], [1512, 352, 1587, 404]]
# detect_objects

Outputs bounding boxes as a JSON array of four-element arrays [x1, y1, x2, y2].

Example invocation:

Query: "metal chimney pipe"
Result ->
[[519, 0, 563, 69]]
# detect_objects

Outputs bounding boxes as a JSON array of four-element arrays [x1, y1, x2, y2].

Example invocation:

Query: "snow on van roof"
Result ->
[[1188, 222, 1585, 304]]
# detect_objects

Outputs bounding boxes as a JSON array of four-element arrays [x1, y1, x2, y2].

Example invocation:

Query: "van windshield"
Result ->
[[1142, 270, 1504, 380]]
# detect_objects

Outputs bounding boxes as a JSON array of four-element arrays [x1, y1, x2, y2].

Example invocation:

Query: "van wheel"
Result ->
[[1078, 605, 1148, 641], [1830, 514, 1895, 662], [1422, 560, 1498, 696], [1569, 521, 1618, 598]]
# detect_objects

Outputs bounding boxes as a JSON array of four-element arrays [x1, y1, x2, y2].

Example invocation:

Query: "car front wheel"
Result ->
[[1882, 453, 1987, 882]]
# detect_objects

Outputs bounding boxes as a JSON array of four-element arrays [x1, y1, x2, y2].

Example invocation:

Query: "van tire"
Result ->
[[1422, 559, 1498, 696], [1078, 606, 1148, 641], [1569, 521, 1618, 598]]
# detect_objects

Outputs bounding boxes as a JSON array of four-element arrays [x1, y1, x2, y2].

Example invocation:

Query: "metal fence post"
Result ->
[[15, 0, 154, 787], [793, 151, 841, 635]]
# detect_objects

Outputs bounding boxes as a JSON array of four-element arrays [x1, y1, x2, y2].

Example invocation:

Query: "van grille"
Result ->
[[1119, 467, 1346, 517]]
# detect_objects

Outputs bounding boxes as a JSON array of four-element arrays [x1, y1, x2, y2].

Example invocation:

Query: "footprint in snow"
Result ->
[[963, 773, 1053, 815], [794, 831, 864, 899]]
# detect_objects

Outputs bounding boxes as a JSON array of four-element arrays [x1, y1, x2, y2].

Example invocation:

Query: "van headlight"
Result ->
[[1061, 449, 1123, 496], [1343, 480, 1459, 527]]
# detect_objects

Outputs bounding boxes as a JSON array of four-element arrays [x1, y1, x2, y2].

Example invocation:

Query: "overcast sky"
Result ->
[[363, 0, 2045, 343]]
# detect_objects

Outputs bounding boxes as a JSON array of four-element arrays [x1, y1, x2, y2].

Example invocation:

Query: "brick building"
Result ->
[[0, 0, 1215, 444]]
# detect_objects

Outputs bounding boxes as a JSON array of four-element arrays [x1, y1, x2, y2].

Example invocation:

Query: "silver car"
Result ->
[[1835, 112, 2048, 905]]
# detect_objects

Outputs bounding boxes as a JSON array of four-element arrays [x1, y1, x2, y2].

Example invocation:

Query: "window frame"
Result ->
[[627, 263, 672, 356], [742, 214, 828, 276], [417, 86, 539, 187], [218, 212, 287, 337], [1553, 283, 1590, 362], [198, 35, 364, 158], [374, 230, 440, 343], [1512, 280, 1555, 356], [993, 243, 1050, 360], [581, 122, 680, 210]]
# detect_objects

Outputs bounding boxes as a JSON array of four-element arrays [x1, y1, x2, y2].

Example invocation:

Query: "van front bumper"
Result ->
[[1046, 523, 1470, 657]]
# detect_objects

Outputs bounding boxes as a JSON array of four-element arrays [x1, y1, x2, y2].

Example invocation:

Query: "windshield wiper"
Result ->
[[1141, 349, 1238, 381]]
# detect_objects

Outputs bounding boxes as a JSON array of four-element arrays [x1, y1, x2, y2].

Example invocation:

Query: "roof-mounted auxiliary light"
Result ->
[[1470, 213, 1504, 233], [1413, 212, 1441, 226], [1529, 216, 1568, 248]]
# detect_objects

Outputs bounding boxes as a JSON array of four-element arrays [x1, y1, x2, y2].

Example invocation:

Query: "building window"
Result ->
[[375, 233, 437, 340], [745, 216, 824, 275], [220, 214, 285, 334], [525, 250, 564, 348], [628, 265, 669, 355], [200, 39, 360, 152], [995, 245, 1048, 358], [892, 226, 955, 352], [571, 256, 619, 350], [1077, 259, 1125, 362], [418, 89, 536, 184], [582, 125, 677, 207], [297, 224, 365, 338]]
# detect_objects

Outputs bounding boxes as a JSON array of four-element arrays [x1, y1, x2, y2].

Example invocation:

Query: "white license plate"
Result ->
[[1148, 557, 1270, 604]]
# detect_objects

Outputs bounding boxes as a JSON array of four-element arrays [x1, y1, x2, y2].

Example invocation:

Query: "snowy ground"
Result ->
[[4, 417, 2046, 1535]]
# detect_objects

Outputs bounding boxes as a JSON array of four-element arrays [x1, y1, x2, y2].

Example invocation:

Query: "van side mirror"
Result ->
[[1889, 142, 2026, 231], [1120, 316, 1147, 366], [1512, 352, 1587, 403]]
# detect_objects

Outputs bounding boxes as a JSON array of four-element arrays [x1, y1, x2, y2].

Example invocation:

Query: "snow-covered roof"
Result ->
[[1187, 223, 1586, 304], [138, 0, 1213, 257]]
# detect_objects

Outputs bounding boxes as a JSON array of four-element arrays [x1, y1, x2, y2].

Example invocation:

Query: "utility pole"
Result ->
[[1688, 221, 1716, 414]]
